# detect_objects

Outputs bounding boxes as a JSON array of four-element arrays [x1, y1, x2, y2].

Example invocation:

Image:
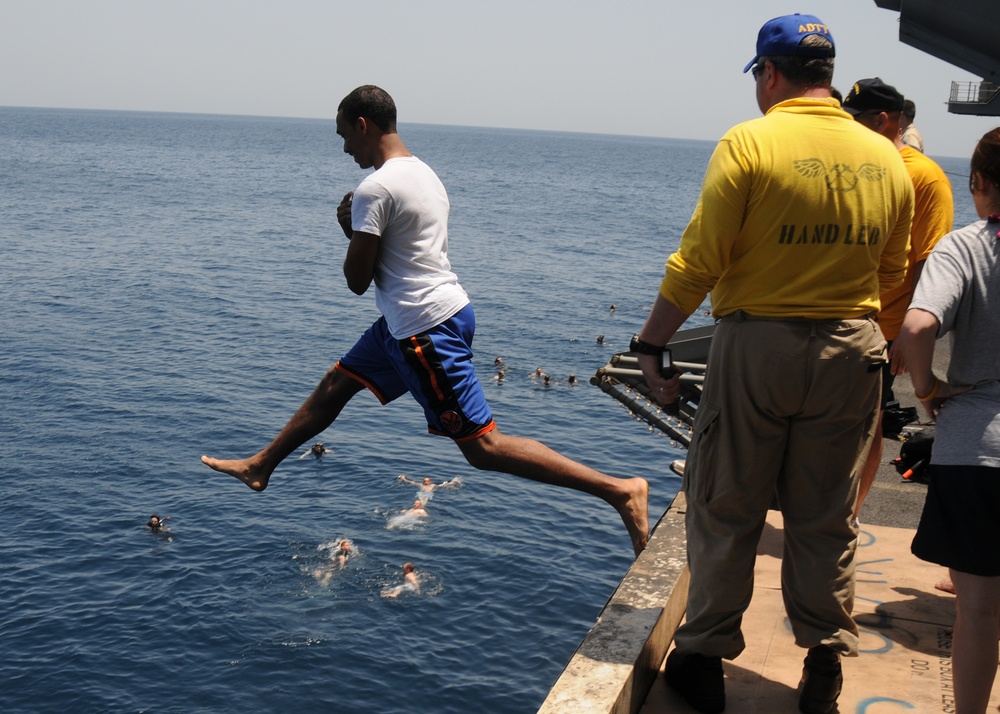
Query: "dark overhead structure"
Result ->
[[875, 0, 1000, 116]]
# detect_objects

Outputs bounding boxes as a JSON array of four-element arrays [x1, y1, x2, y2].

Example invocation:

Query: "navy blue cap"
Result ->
[[842, 78, 905, 115], [744, 14, 835, 73]]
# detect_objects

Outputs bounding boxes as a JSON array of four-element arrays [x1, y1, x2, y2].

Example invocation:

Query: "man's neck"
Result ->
[[373, 134, 412, 169], [766, 85, 832, 110], [798, 87, 833, 100]]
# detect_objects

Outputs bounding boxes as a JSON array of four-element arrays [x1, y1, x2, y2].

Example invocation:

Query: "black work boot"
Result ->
[[798, 644, 842, 714], [664, 648, 725, 713]]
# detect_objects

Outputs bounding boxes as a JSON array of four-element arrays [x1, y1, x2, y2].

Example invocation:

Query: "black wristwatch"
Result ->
[[630, 334, 665, 356]]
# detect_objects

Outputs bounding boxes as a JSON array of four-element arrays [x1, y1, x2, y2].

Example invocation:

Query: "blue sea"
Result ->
[[0, 107, 979, 713]]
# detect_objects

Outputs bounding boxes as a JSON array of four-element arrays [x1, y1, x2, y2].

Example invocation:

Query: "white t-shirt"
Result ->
[[351, 156, 469, 338]]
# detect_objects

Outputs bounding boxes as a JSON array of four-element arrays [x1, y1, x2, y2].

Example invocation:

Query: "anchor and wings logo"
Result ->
[[794, 159, 886, 191]]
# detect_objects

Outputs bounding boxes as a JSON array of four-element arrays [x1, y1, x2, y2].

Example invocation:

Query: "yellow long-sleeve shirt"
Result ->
[[877, 145, 953, 340], [661, 98, 914, 319]]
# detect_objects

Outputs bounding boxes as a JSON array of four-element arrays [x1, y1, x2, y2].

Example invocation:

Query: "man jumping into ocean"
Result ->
[[200, 85, 648, 555]]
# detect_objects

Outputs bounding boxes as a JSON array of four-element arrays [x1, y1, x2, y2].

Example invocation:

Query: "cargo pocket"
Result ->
[[683, 402, 721, 505], [865, 340, 887, 372]]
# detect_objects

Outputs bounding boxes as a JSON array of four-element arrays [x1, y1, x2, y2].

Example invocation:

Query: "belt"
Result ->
[[719, 310, 877, 323]]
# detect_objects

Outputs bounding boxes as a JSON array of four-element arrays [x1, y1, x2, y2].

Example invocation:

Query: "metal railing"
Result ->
[[950, 80, 1000, 105]]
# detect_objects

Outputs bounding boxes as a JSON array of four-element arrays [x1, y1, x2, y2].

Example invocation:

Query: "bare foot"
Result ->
[[616, 477, 650, 556], [200, 455, 271, 491], [934, 579, 956, 595]]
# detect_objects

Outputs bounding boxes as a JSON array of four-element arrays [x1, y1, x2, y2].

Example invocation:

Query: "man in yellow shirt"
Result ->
[[843, 78, 954, 521], [634, 14, 913, 714]]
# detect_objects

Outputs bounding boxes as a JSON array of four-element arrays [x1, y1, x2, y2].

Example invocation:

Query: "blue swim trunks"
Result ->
[[336, 304, 496, 442]]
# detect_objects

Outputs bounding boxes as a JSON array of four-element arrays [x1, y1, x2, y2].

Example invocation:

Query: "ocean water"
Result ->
[[0, 106, 980, 714], [0, 107, 700, 714]]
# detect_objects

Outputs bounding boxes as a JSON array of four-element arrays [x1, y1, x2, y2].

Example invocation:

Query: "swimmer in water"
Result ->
[[398, 475, 458, 494], [596, 334, 605, 345], [385, 499, 431, 530], [381, 562, 420, 598], [334, 539, 351, 569], [146, 514, 170, 532], [402, 499, 429, 518], [300, 442, 332, 459], [314, 539, 352, 585], [145, 514, 173, 541], [567, 374, 577, 385], [492, 369, 505, 383]]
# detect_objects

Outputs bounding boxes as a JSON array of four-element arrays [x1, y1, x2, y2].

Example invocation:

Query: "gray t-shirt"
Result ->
[[909, 219, 1000, 466]]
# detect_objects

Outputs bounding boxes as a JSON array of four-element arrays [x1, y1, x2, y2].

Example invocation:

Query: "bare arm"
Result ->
[[343, 231, 380, 295], [893, 308, 938, 396], [887, 259, 928, 376], [337, 189, 380, 294], [894, 307, 971, 418]]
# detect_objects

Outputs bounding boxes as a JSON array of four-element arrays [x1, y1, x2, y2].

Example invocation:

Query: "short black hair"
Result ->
[[338, 85, 397, 133], [902, 99, 916, 121], [760, 35, 834, 88]]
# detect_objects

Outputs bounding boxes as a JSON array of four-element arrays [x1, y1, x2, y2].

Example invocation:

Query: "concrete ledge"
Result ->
[[537, 492, 690, 714]]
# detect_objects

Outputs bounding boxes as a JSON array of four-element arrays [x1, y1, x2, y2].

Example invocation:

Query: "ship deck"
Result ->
[[539, 327, 1000, 713]]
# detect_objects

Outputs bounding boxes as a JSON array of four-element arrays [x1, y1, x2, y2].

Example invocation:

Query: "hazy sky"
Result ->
[[3, 1, 997, 158]]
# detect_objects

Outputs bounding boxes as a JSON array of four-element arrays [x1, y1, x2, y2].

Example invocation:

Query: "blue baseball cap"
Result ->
[[743, 14, 835, 73]]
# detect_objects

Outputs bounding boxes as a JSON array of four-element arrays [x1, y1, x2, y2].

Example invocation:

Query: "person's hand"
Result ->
[[337, 192, 354, 239], [637, 353, 681, 406], [919, 380, 973, 420], [888, 341, 908, 376]]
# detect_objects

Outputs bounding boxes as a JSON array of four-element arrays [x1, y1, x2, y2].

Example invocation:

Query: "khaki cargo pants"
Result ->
[[674, 312, 885, 659]]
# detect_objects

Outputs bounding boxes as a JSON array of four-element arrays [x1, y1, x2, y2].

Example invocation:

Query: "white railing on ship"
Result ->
[[950, 80, 1000, 105]]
